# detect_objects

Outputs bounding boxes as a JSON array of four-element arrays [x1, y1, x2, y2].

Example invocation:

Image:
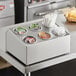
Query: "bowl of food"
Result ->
[[23, 36, 36, 44], [38, 32, 51, 40], [14, 26, 27, 35], [29, 23, 41, 31]]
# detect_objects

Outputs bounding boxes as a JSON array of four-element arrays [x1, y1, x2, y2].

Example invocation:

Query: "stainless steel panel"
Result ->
[[0, 15, 14, 56], [70, 32, 76, 53], [7, 30, 27, 64], [28, 4, 50, 21], [0, 16, 14, 27], [27, 0, 75, 21], [51, 0, 75, 9], [0, 0, 14, 18], [25, 53, 76, 73], [1, 49, 76, 74]]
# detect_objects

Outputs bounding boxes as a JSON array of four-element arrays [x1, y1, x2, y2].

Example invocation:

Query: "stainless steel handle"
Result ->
[[34, 10, 51, 16], [34, 12, 47, 16]]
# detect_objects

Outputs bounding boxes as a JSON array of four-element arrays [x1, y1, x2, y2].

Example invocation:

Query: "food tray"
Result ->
[[6, 20, 70, 65]]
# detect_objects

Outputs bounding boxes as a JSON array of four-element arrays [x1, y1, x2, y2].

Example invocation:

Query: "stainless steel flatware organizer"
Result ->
[[0, 0, 76, 76], [6, 19, 70, 65]]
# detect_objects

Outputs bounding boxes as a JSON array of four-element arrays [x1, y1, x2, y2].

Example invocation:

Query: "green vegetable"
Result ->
[[30, 24, 39, 29], [16, 27, 26, 32]]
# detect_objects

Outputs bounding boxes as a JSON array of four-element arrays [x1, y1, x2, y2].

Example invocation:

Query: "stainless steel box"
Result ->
[[6, 20, 70, 65]]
